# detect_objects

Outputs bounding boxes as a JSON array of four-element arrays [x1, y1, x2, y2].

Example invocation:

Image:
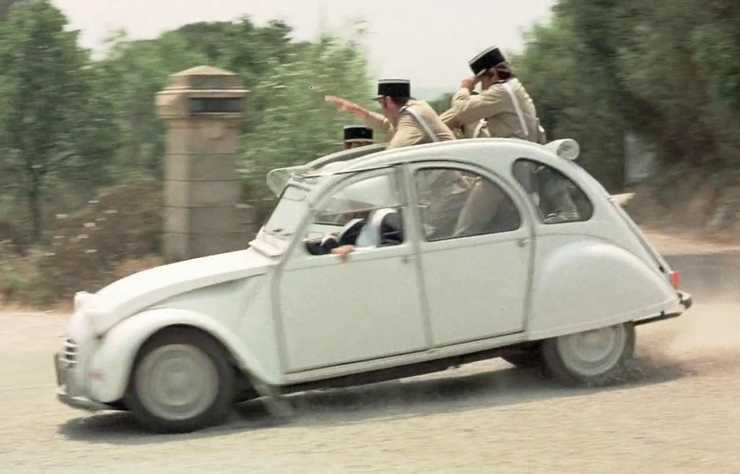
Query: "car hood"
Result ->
[[83, 248, 274, 334]]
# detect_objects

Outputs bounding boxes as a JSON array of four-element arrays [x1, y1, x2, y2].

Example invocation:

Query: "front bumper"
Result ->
[[54, 352, 108, 412], [56, 389, 109, 411]]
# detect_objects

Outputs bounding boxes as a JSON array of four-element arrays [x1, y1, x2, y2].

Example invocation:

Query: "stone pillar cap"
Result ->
[[165, 65, 249, 92], [157, 65, 249, 120]]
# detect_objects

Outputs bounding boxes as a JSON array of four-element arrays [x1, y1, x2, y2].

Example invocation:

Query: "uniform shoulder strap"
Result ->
[[473, 119, 487, 138], [502, 81, 530, 139], [402, 104, 439, 142]]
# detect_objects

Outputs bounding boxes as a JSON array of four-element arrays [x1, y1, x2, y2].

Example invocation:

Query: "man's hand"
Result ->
[[324, 95, 354, 112], [460, 76, 479, 92], [325, 96, 367, 118], [331, 244, 355, 262]]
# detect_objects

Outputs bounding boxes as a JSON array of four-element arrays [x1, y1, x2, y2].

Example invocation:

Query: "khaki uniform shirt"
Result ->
[[458, 119, 490, 139], [364, 100, 455, 149], [441, 78, 542, 143], [437, 117, 489, 139], [441, 92, 490, 139], [363, 101, 462, 237]]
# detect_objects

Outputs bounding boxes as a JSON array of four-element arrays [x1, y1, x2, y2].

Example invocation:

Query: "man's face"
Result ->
[[344, 140, 373, 150], [480, 71, 497, 90], [378, 97, 401, 125]]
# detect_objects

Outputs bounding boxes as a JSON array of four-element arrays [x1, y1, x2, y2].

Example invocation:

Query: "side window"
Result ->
[[304, 174, 404, 255], [513, 159, 593, 224], [414, 168, 521, 241]]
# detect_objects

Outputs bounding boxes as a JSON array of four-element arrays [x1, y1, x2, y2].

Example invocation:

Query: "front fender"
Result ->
[[526, 239, 678, 340], [87, 308, 276, 403]]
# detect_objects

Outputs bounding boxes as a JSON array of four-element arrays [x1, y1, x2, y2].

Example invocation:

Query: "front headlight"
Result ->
[[74, 291, 93, 313], [70, 292, 102, 340]]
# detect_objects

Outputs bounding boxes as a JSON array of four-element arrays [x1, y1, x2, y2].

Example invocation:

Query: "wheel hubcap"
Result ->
[[136, 344, 219, 421], [557, 325, 627, 377]]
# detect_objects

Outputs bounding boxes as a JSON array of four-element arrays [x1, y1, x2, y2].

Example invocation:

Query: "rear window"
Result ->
[[513, 159, 593, 224]]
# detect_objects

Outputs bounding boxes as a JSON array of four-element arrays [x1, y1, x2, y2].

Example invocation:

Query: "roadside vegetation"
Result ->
[[514, 0, 740, 234], [0, 0, 373, 305]]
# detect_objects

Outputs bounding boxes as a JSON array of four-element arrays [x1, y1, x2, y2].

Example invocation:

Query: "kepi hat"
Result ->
[[344, 125, 373, 143], [375, 79, 411, 99], [469, 47, 507, 76]]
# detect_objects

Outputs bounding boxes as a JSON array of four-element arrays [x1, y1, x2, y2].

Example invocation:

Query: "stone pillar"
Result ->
[[156, 65, 256, 261]]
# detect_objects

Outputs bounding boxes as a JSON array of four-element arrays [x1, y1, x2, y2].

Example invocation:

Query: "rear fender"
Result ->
[[86, 308, 275, 403], [526, 239, 678, 340]]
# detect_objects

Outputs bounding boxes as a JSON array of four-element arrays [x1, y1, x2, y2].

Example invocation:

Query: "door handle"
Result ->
[[401, 254, 415, 264], [517, 238, 530, 247]]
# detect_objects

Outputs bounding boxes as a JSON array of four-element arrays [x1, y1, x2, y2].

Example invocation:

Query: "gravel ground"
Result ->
[[1, 232, 739, 473]]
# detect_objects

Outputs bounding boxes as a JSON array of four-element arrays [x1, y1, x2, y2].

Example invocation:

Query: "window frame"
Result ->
[[411, 164, 524, 243], [313, 173, 403, 227], [297, 166, 410, 257], [511, 158, 594, 225]]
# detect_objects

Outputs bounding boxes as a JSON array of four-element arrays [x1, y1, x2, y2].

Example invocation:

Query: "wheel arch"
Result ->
[[526, 239, 677, 340], [87, 308, 270, 403]]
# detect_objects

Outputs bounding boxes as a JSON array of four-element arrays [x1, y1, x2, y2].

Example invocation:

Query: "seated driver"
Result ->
[[331, 208, 402, 261], [305, 216, 365, 256]]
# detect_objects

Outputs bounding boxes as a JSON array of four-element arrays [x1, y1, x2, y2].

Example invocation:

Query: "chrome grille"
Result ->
[[62, 338, 78, 368]]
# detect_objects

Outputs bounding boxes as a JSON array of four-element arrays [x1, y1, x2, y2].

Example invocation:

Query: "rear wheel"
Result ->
[[542, 323, 635, 386], [124, 328, 235, 433]]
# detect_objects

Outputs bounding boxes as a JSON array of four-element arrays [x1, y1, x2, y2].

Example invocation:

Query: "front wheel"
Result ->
[[124, 328, 235, 433], [542, 323, 635, 386]]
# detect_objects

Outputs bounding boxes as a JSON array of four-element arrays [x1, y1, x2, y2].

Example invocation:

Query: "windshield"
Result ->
[[261, 185, 308, 240], [314, 174, 399, 225]]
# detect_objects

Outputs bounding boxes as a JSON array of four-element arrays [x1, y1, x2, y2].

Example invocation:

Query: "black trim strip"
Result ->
[[633, 312, 681, 326]]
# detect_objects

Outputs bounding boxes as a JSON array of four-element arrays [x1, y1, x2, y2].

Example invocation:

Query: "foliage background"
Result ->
[[514, 0, 740, 191]]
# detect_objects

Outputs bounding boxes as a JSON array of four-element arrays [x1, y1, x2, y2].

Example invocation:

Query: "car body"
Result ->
[[55, 138, 691, 432]]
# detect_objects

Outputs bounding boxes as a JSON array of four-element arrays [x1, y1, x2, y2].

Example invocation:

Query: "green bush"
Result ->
[[0, 181, 162, 306]]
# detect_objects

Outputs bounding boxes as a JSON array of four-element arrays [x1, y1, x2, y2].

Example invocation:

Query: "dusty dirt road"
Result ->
[[1, 232, 739, 473]]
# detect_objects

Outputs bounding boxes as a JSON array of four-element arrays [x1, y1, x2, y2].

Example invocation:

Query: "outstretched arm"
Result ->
[[324, 96, 394, 136]]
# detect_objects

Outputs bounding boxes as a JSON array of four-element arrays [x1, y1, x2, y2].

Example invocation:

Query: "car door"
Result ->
[[410, 162, 533, 347], [277, 168, 429, 373]]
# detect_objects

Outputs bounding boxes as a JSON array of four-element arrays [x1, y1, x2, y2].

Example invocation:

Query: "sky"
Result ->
[[52, 0, 556, 98]]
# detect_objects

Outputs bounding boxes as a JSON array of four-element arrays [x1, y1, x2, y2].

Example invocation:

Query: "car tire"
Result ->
[[541, 323, 635, 386], [124, 327, 235, 433]]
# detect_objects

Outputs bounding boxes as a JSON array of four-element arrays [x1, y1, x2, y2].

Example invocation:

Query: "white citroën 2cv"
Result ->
[[55, 138, 691, 432]]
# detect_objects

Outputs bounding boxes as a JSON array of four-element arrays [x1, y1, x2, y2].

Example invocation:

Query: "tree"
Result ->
[[95, 18, 374, 209], [0, 0, 20, 20], [239, 35, 374, 210], [515, 0, 740, 190], [94, 32, 207, 178], [0, 0, 104, 241], [515, 14, 627, 188], [94, 18, 301, 179], [172, 18, 298, 133], [0, 8, 375, 240]]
